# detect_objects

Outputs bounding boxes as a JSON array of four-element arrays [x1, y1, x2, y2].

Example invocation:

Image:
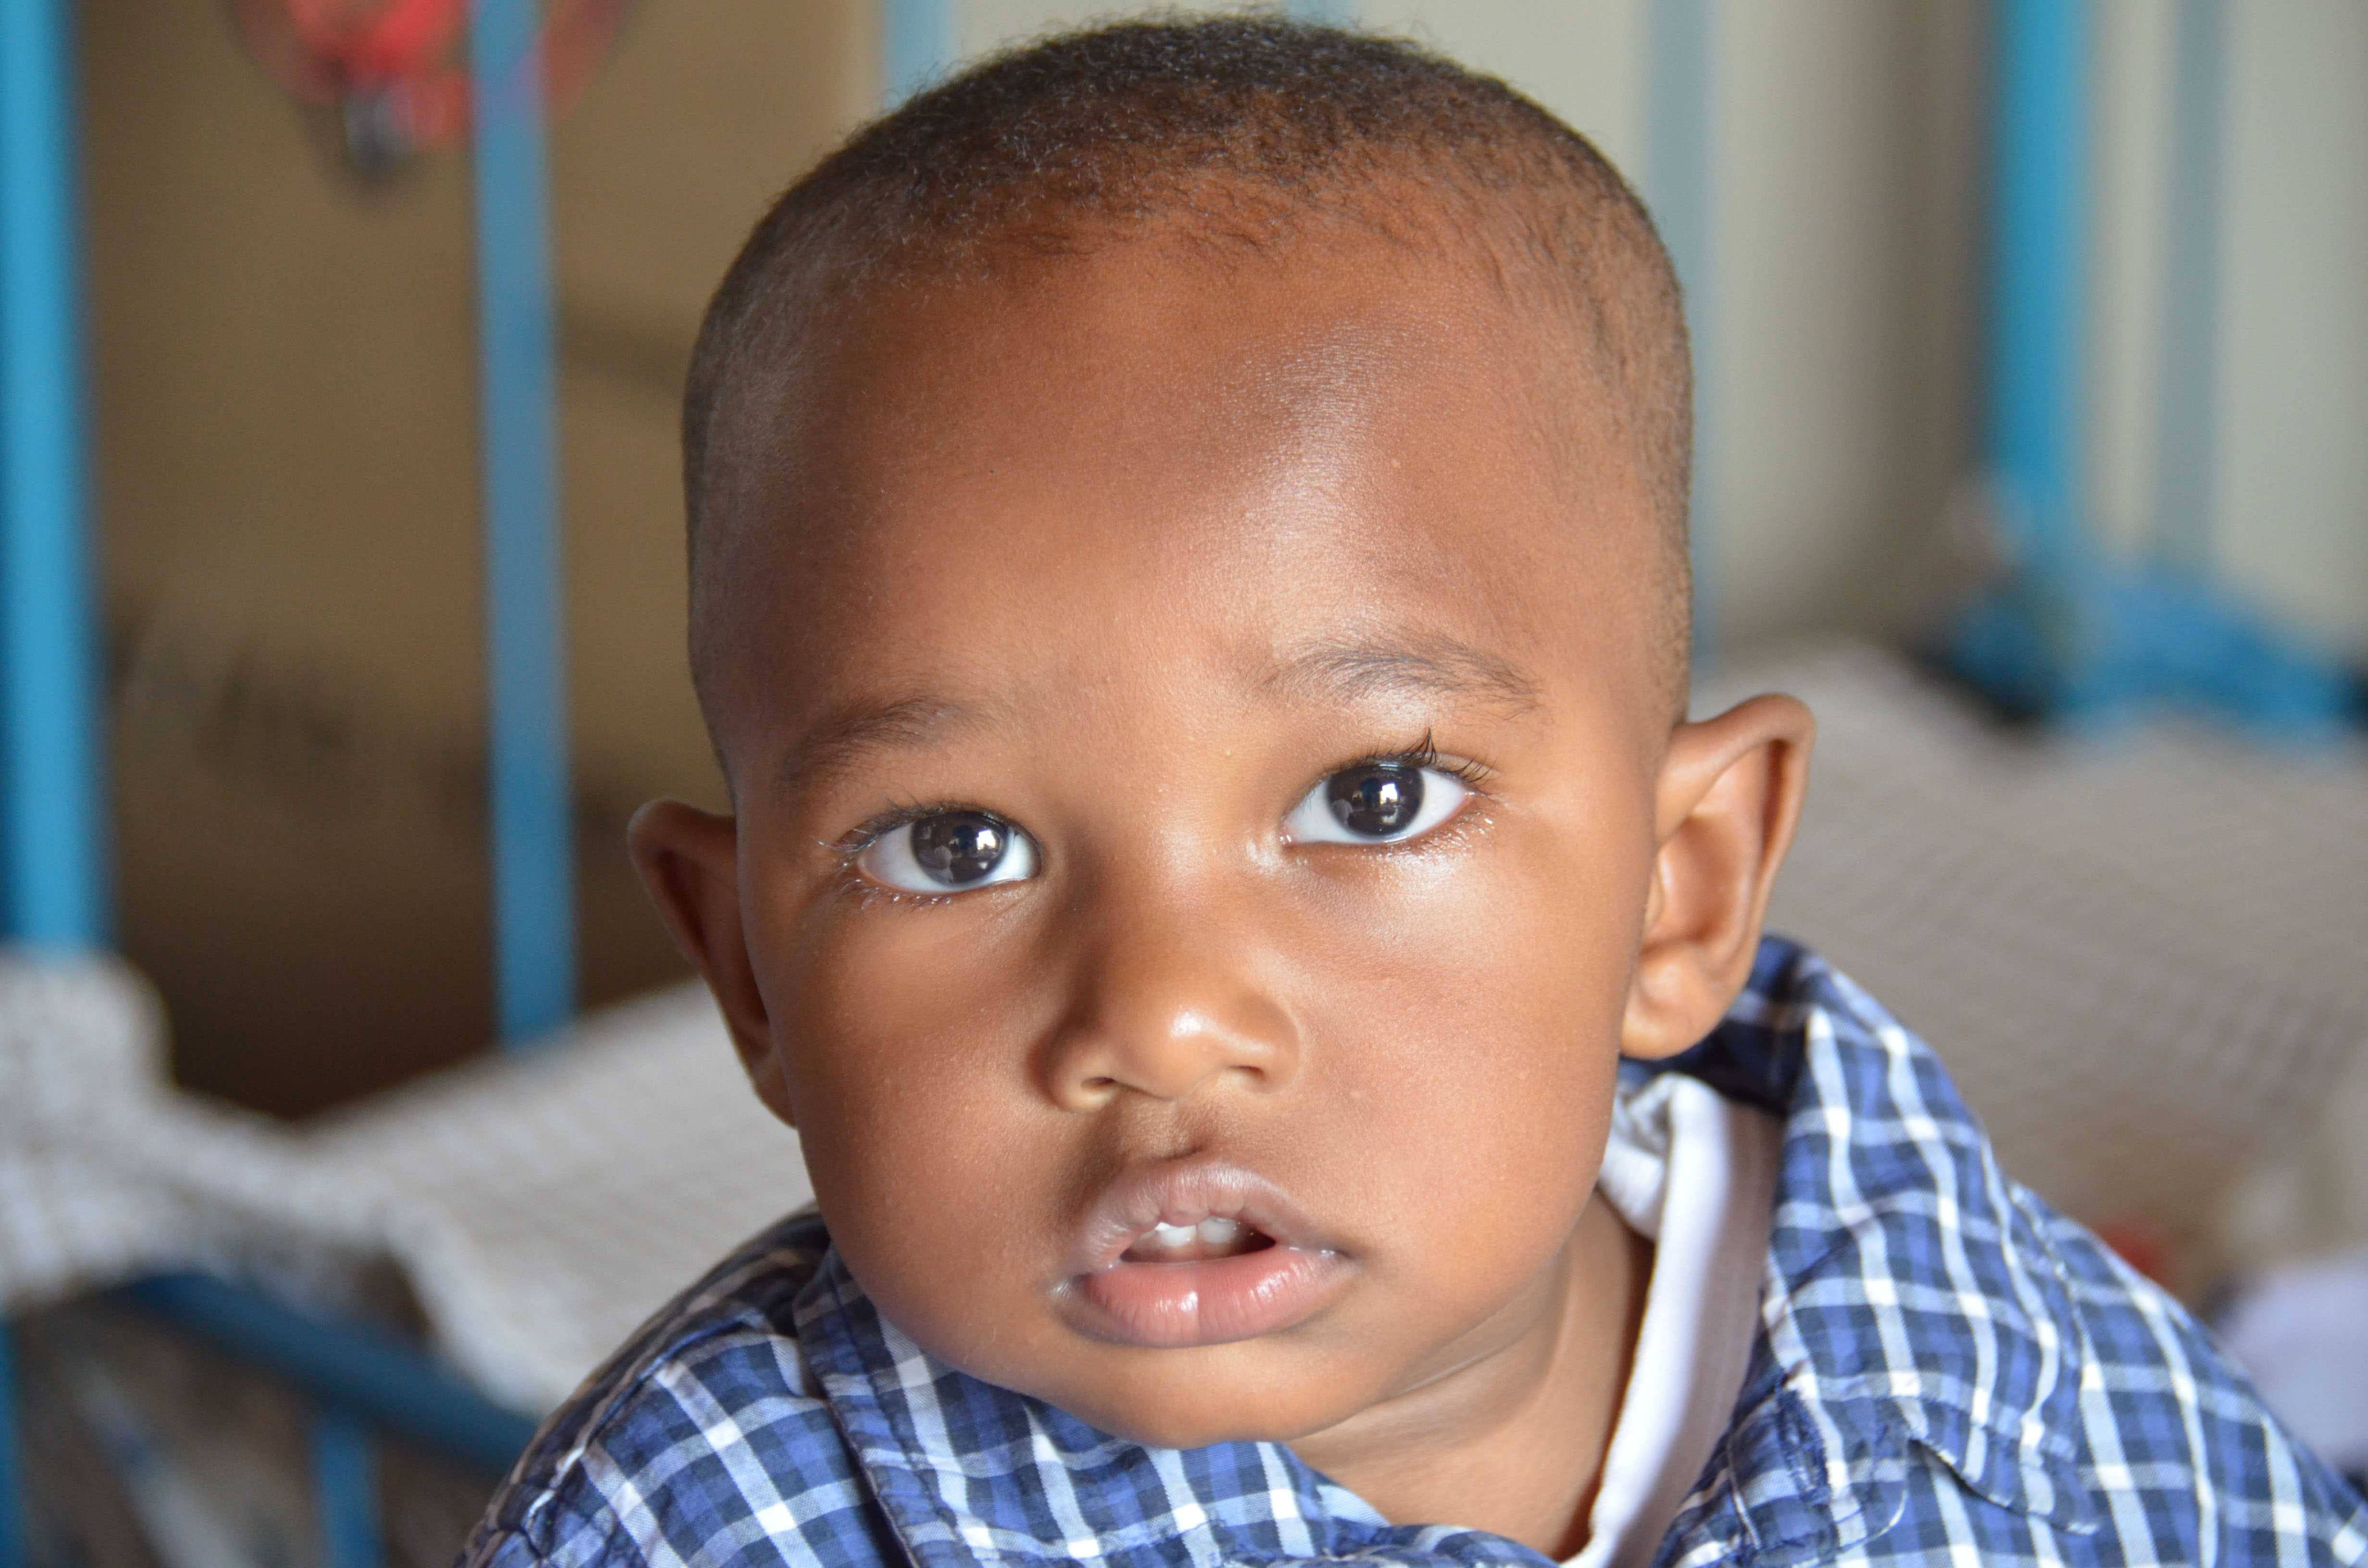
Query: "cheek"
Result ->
[[746, 881, 1070, 1339], [754, 845, 1044, 1121], [1326, 809, 1643, 1069], [1294, 812, 1648, 1263]]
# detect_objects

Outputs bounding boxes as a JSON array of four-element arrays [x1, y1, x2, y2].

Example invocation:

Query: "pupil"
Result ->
[[911, 812, 1008, 886], [1327, 764, 1422, 837]]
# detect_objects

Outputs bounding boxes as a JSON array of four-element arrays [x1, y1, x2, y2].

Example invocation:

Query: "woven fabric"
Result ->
[[303, 986, 810, 1408], [0, 953, 383, 1313], [0, 965, 807, 1413], [461, 939, 2368, 1568], [1699, 643, 2368, 1244]]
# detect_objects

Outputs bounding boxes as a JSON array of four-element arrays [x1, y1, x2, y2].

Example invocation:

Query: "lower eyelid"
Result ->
[[1384, 803, 1490, 859], [1402, 793, 1488, 844], [834, 858, 959, 907]]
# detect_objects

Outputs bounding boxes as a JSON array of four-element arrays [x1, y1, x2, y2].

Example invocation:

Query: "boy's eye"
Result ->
[[1282, 762, 1471, 846], [857, 810, 1039, 893]]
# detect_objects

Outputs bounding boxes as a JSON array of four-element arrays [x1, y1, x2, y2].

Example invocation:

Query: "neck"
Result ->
[[1287, 1198, 1652, 1559]]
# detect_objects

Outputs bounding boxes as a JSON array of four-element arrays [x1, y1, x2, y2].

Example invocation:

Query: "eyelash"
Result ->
[[824, 734, 1495, 901], [1341, 730, 1494, 791]]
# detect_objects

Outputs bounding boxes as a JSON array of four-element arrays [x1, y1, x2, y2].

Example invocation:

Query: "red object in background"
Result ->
[[228, 0, 635, 178], [2095, 1219, 2177, 1290]]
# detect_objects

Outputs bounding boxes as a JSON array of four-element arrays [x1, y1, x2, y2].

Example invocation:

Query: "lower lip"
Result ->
[[1068, 1245, 1350, 1349]]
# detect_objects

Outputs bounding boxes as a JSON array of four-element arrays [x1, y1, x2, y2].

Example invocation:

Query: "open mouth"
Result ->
[[1063, 1162, 1351, 1348], [1117, 1216, 1277, 1265]]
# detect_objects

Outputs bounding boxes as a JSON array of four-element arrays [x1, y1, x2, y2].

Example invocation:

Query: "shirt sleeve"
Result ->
[[456, 1330, 896, 1568], [458, 1493, 655, 1568]]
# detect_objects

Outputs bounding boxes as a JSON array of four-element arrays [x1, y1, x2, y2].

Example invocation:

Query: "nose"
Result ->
[[1040, 904, 1301, 1112]]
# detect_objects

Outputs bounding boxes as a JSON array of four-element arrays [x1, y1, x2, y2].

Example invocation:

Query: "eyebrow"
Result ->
[[772, 693, 995, 800], [1267, 633, 1545, 715], [771, 634, 1540, 800]]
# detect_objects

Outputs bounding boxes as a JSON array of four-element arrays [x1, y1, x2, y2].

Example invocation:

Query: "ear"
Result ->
[[1621, 693, 1815, 1060], [627, 799, 796, 1126]]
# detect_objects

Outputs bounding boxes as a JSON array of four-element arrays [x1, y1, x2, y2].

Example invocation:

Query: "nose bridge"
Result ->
[[1041, 856, 1299, 1110]]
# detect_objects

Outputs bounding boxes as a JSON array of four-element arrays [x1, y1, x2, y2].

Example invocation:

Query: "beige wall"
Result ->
[[1703, 1, 1982, 649], [88, 0, 870, 1113], [2213, 0, 2368, 656], [2093, 0, 2368, 659]]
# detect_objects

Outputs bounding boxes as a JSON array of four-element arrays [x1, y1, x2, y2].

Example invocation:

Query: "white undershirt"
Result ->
[[1564, 1075, 1783, 1568]]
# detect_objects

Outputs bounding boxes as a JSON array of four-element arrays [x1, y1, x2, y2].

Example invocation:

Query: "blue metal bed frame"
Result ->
[[3, 1, 2330, 1563], [1942, 0, 2356, 733], [1, 0, 568, 1559], [1, 0, 106, 1548]]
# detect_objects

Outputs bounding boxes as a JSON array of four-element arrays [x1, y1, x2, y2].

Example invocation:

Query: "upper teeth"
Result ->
[[1147, 1217, 1244, 1250]]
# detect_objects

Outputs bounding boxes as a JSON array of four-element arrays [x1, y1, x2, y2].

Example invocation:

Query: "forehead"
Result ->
[[699, 232, 1663, 769]]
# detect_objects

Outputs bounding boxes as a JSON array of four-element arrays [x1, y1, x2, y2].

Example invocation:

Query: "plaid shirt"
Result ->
[[462, 939, 2368, 1568]]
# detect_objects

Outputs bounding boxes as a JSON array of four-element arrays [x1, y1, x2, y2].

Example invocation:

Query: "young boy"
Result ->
[[465, 20, 2368, 1567]]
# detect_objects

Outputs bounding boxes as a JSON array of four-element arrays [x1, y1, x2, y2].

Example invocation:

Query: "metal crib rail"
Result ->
[[115, 1276, 540, 1480], [0, 0, 567, 1558]]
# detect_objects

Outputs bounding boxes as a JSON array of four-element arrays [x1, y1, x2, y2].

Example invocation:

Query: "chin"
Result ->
[[1035, 1362, 1351, 1451]]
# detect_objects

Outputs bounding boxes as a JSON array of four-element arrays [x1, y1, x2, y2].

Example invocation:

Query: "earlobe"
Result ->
[[626, 799, 795, 1125], [1621, 694, 1815, 1061]]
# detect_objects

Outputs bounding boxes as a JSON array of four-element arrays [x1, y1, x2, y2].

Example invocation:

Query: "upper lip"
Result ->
[[1067, 1156, 1338, 1275]]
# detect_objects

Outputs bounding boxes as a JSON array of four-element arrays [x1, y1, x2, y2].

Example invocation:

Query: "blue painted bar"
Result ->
[[120, 1274, 540, 1474], [471, 0, 574, 1044], [0, 0, 106, 948], [2153, 0, 2225, 575], [1984, 0, 2090, 586], [1647, 0, 1716, 662], [0, 1323, 22, 1568], [2, 0, 102, 1556], [311, 1407, 385, 1568], [881, 0, 955, 104]]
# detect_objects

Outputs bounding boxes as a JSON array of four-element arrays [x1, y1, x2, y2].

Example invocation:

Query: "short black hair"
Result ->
[[683, 15, 1692, 705]]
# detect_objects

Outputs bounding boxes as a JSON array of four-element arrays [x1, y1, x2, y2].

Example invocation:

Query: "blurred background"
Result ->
[[82, 0, 2368, 1114], [2, 0, 2364, 1563]]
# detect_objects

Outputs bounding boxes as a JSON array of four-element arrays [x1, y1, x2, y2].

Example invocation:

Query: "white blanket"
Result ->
[[0, 965, 808, 1413]]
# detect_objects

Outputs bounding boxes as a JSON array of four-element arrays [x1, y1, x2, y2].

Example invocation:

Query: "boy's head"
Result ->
[[681, 17, 1695, 714], [634, 16, 1810, 1466]]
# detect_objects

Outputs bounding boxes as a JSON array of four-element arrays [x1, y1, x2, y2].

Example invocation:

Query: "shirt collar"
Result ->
[[1655, 938, 2100, 1564]]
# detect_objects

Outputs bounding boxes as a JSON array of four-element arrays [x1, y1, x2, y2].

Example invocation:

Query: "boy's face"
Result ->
[[641, 228, 1808, 1455]]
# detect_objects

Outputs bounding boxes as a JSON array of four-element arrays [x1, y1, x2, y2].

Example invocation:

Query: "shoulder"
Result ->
[[2041, 1199, 2368, 1565], [1664, 940, 2368, 1566], [456, 1210, 895, 1568]]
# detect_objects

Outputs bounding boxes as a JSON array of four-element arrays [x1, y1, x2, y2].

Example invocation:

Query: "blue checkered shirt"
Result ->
[[461, 939, 2368, 1567]]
